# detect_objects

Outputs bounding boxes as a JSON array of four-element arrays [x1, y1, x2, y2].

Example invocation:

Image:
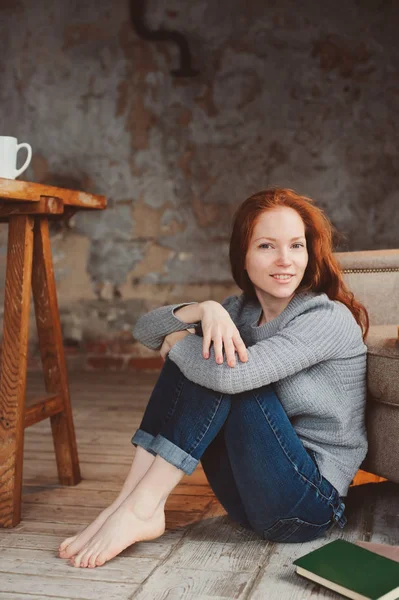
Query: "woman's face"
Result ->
[[245, 206, 309, 300]]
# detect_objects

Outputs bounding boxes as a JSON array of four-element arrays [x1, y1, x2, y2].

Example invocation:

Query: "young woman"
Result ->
[[58, 187, 369, 569]]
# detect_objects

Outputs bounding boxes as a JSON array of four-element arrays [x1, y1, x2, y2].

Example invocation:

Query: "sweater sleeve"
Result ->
[[133, 302, 201, 350], [132, 294, 240, 351], [168, 303, 367, 394]]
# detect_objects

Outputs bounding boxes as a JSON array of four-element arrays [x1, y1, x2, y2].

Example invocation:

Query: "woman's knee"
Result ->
[[224, 387, 272, 436], [229, 385, 276, 413]]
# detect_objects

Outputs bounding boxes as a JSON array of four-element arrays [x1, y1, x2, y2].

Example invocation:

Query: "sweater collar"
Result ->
[[246, 291, 316, 341]]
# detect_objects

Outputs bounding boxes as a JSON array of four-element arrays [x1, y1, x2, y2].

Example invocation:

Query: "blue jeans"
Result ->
[[131, 356, 347, 543]]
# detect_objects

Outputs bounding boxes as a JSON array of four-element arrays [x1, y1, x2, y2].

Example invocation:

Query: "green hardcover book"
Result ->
[[293, 539, 399, 600]]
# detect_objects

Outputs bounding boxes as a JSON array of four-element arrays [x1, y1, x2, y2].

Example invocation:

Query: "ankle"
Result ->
[[121, 454, 184, 520], [126, 496, 161, 521]]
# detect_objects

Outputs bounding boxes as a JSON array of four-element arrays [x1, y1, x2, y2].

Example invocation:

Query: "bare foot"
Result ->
[[58, 504, 116, 559], [69, 501, 166, 568], [59, 447, 156, 558]]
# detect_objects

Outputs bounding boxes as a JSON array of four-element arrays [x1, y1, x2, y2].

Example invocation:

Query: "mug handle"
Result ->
[[15, 142, 32, 178]]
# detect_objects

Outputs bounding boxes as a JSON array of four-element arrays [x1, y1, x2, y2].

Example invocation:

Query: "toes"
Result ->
[[63, 538, 84, 559], [58, 536, 76, 553], [70, 546, 88, 568], [79, 549, 91, 568], [88, 552, 98, 568], [70, 555, 80, 568], [95, 551, 107, 567], [68, 554, 78, 568], [59, 545, 73, 559]]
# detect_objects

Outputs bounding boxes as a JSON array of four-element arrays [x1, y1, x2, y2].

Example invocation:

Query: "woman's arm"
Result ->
[[174, 303, 203, 323], [168, 303, 367, 394], [133, 294, 240, 351], [133, 302, 202, 351]]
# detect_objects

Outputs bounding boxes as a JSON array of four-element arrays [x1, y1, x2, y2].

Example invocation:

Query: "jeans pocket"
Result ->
[[263, 516, 334, 543]]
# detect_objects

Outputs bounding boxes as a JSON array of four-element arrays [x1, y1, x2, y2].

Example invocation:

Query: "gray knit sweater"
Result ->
[[133, 291, 368, 497]]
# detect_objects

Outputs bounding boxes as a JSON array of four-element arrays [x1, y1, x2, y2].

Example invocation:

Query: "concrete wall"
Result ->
[[0, 0, 398, 361]]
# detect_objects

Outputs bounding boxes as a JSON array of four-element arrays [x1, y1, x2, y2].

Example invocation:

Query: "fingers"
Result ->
[[213, 334, 224, 364], [162, 327, 247, 368], [202, 332, 211, 359], [233, 334, 248, 363], [222, 334, 247, 367], [223, 338, 236, 368], [203, 330, 248, 367]]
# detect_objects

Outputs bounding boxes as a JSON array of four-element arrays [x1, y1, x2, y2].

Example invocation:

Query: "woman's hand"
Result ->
[[160, 330, 192, 361], [200, 301, 248, 368]]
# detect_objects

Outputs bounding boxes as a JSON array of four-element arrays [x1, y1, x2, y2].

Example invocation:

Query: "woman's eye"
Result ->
[[259, 243, 304, 249]]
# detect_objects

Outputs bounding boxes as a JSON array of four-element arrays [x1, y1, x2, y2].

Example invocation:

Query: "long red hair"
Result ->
[[229, 188, 369, 340]]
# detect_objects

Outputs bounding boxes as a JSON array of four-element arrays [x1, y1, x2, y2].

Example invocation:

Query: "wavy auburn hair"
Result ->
[[229, 188, 369, 340]]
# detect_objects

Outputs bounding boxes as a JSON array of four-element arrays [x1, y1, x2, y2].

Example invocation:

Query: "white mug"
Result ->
[[0, 136, 32, 179]]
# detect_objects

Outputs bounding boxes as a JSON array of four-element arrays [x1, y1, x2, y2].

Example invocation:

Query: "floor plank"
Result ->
[[0, 575, 139, 600], [160, 499, 275, 574], [131, 566, 253, 600], [0, 547, 158, 583]]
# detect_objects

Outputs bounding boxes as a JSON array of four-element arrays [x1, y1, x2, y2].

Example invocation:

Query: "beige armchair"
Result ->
[[334, 249, 399, 484]]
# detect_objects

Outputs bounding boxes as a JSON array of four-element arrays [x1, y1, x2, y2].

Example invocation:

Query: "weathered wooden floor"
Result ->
[[0, 371, 398, 599]]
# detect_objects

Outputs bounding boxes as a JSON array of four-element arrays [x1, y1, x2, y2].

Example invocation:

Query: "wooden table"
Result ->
[[0, 178, 106, 527]]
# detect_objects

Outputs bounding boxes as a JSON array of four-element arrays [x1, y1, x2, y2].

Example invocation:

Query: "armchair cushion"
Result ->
[[366, 325, 399, 408]]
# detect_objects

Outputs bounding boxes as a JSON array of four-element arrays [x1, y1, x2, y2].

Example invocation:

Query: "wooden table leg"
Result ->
[[31, 218, 81, 486], [0, 216, 34, 527]]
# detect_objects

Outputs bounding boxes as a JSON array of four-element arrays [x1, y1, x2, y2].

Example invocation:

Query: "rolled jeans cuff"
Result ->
[[131, 429, 157, 457], [131, 428, 199, 475]]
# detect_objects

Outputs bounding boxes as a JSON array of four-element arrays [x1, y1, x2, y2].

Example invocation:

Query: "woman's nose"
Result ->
[[276, 251, 291, 264]]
